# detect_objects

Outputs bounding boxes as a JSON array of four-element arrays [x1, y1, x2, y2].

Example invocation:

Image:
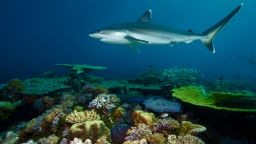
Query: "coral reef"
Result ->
[[56, 64, 107, 74], [69, 120, 110, 142], [135, 68, 202, 86], [167, 134, 205, 144], [66, 110, 100, 124], [152, 118, 180, 136], [172, 85, 256, 112], [0, 131, 18, 144], [112, 106, 126, 123], [179, 121, 206, 136], [88, 94, 120, 114], [21, 77, 70, 95], [143, 97, 181, 113], [132, 110, 156, 126], [5, 79, 25, 93], [125, 124, 152, 142], [111, 123, 130, 144]]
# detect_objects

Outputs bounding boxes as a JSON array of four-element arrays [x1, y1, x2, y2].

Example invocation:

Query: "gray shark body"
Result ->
[[89, 4, 243, 53]]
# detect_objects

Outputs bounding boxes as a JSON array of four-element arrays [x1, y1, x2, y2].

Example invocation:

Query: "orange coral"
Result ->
[[112, 107, 126, 122]]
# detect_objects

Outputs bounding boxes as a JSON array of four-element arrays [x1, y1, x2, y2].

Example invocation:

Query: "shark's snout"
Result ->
[[89, 31, 102, 39]]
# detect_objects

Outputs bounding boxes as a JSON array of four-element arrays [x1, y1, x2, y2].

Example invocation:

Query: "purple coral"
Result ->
[[125, 124, 152, 141]]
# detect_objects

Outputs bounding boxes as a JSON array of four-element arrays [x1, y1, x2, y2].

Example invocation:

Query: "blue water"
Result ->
[[0, 0, 255, 82]]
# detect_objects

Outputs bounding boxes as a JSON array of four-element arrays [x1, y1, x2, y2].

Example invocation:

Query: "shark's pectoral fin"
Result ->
[[125, 36, 150, 44], [138, 9, 152, 23], [128, 44, 140, 53], [185, 40, 193, 44], [169, 42, 177, 47]]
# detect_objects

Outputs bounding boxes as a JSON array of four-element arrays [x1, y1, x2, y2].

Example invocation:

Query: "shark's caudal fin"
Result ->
[[201, 3, 243, 53]]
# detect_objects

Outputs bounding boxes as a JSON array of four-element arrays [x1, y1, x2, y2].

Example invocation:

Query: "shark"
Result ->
[[89, 3, 243, 53]]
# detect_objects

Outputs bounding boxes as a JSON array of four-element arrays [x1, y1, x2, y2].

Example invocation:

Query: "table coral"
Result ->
[[56, 64, 107, 74], [21, 77, 70, 95], [172, 85, 256, 112]]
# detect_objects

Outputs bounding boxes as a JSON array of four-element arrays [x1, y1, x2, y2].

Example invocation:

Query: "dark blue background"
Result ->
[[0, 0, 255, 82]]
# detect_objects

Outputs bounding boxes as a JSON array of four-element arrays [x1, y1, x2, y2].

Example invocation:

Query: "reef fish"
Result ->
[[89, 3, 243, 53]]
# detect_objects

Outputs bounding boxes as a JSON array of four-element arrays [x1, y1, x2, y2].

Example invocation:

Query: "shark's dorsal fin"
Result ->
[[138, 9, 152, 23]]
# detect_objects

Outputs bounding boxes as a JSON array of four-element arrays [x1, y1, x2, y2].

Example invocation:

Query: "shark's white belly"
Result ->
[[129, 31, 201, 45]]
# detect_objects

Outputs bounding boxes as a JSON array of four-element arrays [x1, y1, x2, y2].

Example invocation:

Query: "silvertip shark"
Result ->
[[89, 3, 243, 53]]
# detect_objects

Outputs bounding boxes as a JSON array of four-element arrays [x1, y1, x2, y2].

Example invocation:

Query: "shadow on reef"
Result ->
[[0, 66, 256, 144], [179, 103, 256, 143]]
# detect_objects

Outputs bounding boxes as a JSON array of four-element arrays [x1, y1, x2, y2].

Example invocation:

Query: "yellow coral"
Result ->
[[112, 107, 126, 122], [179, 121, 206, 136], [66, 110, 100, 124], [146, 133, 166, 144], [69, 120, 110, 142], [96, 136, 110, 144], [123, 138, 147, 144], [25, 118, 37, 133], [167, 134, 205, 144], [132, 110, 155, 126], [45, 109, 63, 123]]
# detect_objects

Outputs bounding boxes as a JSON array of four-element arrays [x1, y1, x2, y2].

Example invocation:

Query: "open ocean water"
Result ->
[[1, 0, 256, 144]]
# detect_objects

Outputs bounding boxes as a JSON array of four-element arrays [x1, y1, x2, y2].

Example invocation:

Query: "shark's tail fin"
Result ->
[[201, 3, 243, 53]]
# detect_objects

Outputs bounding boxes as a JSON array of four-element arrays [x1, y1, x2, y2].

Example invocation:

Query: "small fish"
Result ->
[[159, 113, 169, 118]]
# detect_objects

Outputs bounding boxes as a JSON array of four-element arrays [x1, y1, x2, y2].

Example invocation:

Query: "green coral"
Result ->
[[0, 100, 22, 111], [172, 86, 256, 112], [21, 77, 70, 95], [56, 64, 107, 74]]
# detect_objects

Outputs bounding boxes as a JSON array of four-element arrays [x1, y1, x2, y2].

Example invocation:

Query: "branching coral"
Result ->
[[112, 106, 126, 122], [37, 134, 60, 144], [146, 133, 166, 144], [152, 118, 180, 136], [125, 124, 152, 141], [167, 134, 205, 144], [88, 94, 120, 113], [123, 138, 147, 144], [66, 110, 100, 124]]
